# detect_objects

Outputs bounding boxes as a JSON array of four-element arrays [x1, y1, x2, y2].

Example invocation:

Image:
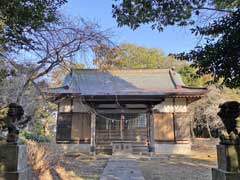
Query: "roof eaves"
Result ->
[[181, 85, 208, 91]]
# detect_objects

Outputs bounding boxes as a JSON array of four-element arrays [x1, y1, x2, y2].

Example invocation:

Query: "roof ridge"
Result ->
[[169, 69, 185, 89]]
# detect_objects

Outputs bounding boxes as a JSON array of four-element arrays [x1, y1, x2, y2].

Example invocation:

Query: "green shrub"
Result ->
[[20, 131, 50, 143]]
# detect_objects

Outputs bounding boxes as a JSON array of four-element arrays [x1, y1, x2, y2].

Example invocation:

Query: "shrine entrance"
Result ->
[[96, 113, 147, 141], [95, 112, 149, 154]]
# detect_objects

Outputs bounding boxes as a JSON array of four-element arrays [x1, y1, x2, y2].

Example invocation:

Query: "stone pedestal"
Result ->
[[0, 144, 29, 180], [212, 144, 240, 180], [112, 141, 133, 155]]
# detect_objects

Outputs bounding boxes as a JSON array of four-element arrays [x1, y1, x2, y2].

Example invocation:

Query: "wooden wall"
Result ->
[[71, 113, 91, 142], [154, 112, 174, 141], [56, 98, 91, 143], [56, 113, 72, 141], [56, 97, 191, 145], [154, 98, 190, 143], [56, 112, 91, 143], [174, 112, 190, 142]]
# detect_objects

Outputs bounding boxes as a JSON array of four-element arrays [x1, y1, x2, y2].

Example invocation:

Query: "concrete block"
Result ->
[[216, 145, 240, 172], [0, 144, 29, 180], [212, 168, 240, 180], [0, 144, 27, 173], [112, 141, 133, 155], [0, 167, 29, 180], [58, 144, 90, 154], [155, 143, 191, 154]]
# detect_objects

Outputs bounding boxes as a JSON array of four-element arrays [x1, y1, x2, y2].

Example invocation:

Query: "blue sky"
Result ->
[[61, 0, 199, 56]]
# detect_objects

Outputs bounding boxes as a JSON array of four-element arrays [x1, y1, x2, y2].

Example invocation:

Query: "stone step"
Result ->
[[96, 144, 148, 155], [100, 159, 145, 180]]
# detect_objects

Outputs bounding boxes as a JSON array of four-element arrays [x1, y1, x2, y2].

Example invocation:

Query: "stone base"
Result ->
[[0, 144, 29, 180], [0, 144, 27, 172], [212, 168, 240, 180], [112, 141, 133, 155], [155, 143, 191, 154], [57, 144, 90, 154], [216, 144, 240, 172], [0, 168, 29, 180]]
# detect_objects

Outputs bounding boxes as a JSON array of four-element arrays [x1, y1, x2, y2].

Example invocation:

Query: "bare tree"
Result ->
[[189, 85, 240, 138], [0, 17, 113, 135], [5, 17, 113, 104]]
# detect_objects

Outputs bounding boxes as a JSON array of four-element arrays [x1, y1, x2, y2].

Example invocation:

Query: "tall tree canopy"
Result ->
[[93, 43, 211, 86], [112, 0, 240, 88], [94, 43, 185, 70], [0, 0, 67, 51]]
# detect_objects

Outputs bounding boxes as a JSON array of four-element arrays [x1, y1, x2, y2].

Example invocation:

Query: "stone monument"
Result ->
[[0, 103, 29, 180], [212, 101, 240, 180]]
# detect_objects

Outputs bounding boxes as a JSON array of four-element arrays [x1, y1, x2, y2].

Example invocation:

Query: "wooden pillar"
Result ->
[[90, 112, 96, 156], [120, 114, 124, 140], [149, 110, 155, 153], [173, 98, 176, 142]]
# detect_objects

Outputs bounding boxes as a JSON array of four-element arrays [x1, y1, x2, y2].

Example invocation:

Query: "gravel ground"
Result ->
[[138, 138, 218, 180], [46, 138, 218, 180], [138, 154, 216, 180]]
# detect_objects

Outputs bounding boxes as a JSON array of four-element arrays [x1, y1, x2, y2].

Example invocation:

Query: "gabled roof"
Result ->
[[47, 69, 207, 97]]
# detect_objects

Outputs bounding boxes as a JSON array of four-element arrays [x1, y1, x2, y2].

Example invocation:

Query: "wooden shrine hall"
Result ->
[[47, 68, 208, 155]]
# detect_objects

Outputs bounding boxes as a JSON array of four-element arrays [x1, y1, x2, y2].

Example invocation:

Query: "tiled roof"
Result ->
[[47, 69, 207, 97]]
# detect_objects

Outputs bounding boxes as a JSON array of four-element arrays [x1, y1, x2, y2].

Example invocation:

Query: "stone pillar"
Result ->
[[212, 101, 240, 180], [90, 113, 96, 156], [212, 145, 240, 180], [149, 110, 155, 154], [0, 144, 29, 180]]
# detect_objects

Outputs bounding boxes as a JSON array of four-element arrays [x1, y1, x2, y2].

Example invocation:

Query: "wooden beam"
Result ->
[[96, 109, 148, 114], [84, 95, 164, 104], [90, 113, 96, 156]]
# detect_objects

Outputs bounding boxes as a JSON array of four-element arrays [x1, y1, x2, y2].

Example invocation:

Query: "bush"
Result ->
[[20, 131, 50, 143], [26, 141, 62, 179]]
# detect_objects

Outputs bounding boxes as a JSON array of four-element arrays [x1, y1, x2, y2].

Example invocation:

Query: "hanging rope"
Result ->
[[77, 95, 120, 122]]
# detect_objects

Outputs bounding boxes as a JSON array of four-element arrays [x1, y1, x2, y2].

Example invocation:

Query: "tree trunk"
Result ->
[[206, 119, 212, 138], [190, 119, 195, 138]]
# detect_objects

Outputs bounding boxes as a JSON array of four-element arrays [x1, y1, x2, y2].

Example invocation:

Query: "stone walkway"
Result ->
[[100, 159, 145, 180]]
